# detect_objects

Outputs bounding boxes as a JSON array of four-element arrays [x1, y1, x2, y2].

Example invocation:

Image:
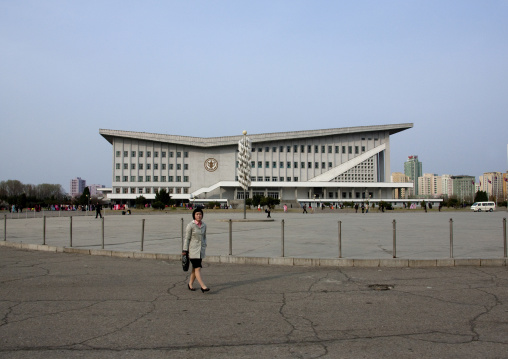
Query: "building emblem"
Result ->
[[204, 158, 218, 172]]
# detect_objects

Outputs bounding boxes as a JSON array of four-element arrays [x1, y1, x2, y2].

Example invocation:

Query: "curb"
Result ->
[[1, 240, 506, 267]]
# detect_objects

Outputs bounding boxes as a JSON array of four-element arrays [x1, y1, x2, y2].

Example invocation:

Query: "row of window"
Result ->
[[245, 161, 335, 169], [115, 150, 189, 158], [114, 187, 189, 194], [252, 145, 367, 154], [115, 176, 189, 182], [115, 163, 188, 170]]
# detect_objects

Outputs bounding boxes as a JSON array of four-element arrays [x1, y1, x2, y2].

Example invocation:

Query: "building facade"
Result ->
[[480, 172, 504, 201], [404, 155, 422, 196], [451, 175, 476, 203], [391, 172, 411, 199], [99, 124, 414, 206], [69, 177, 86, 198]]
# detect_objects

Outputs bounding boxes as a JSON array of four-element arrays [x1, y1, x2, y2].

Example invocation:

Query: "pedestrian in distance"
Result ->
[[302, 204, 308, 214], [95, 202, 102, 218], [182, 208, 209, 293], [265, 207, 271, 218]]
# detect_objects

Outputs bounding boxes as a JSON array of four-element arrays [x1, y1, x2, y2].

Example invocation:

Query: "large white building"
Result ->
[[99, 123, 414, 206]]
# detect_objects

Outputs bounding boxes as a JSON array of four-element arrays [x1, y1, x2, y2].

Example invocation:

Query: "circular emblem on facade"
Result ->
[[204, 158, 218, 172]]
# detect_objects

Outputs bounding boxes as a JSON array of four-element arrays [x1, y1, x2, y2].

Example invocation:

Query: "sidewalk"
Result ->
[[1, 246, 507, 358]]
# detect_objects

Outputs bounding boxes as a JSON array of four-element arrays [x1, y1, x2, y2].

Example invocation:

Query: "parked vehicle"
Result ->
[[470, 202, 496, 212]]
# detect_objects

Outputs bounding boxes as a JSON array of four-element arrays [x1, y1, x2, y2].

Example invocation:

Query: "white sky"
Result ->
[[1, 1, 507, 193]]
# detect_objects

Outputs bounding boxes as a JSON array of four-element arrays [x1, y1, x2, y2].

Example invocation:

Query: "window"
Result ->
[[308, 162, 312, 168], [115, 188, 120, 194], [301, 145, 305, 152], [272, 177, 277, 181], [322, 146, 325, 153], [177, 152, 181, 158], [362, 146, 365, 152], [294, 145, 298, 152], [301, 162, 305, 168], [116, 176, 120, 182], [251, 161, 255, 168], [170, 151, 174, 158], [139, 164, 143, 170], [146, 188, 151, 194], [161, 176, 166, 182], [280, 146, 284, 152], [335, 146, 339, 153], [328, 146, 332, 153], [287, 146, 291, 152], [348, 146, 352, 154], [184, 176, 189, 182], [287, 177, 291, 182], [272, 147, 277, 152], [322, 162, 325, 169], [287, 162, 291, 168], [328, 162, 333, 168], [147, 164, 151, 170], [257, 148, 262, 152], [315, 145, 319, 153], [280, 162, 284, 168], [177, 164, 181, 170], [123, 188, 128, 194], [130, 176, 135, 182], [169, 164, 173, 170], [123, 164, 128, 169], [116, 151, 120, 157], [315, 162, 319, 168], [265, 147, 270, 152], [124, 151, 128, 157], [116, 163, 120, 169], [146, 176, 151, 182], [184, 164, 188, 170], [154, 164, 158, 170], [147, 151, 151, 157], [154, 151, 158, 158], [257, 177, 263, 181], [132, 151, 136, 157], [139, 151, 143, 157], [123, 176, 128, 182], [184, 152, 188, 158], [265, 161, 270, 168], [176, 176, 181, 182], [154, 176, 158, 182], [258, 161, 262, 168], [294, 177, 298, 181], [272, 161, 276, 168], [169, 188, 174, 194], [169, 176, 173, 182], [162, 151, 166, 158], [308, 145, 312, 152], [294, 162, 298, 168], [265, 177, 270, 181], [355, 146, 359, 154], [138, 176, 143, 182], [130, 188, 135, 193], [342, 146, 346, 154], [280, 177, 284, 181]]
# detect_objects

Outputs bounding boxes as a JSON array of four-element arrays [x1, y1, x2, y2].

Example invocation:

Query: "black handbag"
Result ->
[[182, 251, 190, 272]]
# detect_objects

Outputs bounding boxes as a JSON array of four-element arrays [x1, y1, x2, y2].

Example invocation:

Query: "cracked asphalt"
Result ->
[[1, 247, 507, 358]]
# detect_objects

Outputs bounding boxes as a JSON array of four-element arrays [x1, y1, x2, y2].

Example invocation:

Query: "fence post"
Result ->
[[43, 216, 46, 245], [449, 218, 453, 258], [4, 215, 6, 241], [338, 220, 342, 258], [281, 219, 285, 257], [101, 217, 105, 249], [141, 218, 145, 251], [181, 218, 184, 249], [393, 219, 396, 258], [69, 216, 73, 247], [503, 218, 507, 258], [229, 219, 232, 255]]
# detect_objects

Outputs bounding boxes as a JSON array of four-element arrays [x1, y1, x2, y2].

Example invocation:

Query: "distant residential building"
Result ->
[[480, 172, 504, 201], [441, 174, 453, 198], [404, 155, 422, 196], [418, 173, 441, 197], [89, 184, 106, 198], [503, 172, 508, 202], [391, 172, 411, 198], [70, 177, 86, 198], [451, 175, 475, 202]]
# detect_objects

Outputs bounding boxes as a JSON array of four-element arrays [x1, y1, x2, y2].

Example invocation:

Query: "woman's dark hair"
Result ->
[[192, 208, 204, 219]]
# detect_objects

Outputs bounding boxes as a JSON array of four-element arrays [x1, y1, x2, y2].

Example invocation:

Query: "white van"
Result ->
[[470, 202, 496, 212]]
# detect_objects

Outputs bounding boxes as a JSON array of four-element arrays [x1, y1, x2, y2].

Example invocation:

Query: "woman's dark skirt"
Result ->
[[190, 258, 202, 268]]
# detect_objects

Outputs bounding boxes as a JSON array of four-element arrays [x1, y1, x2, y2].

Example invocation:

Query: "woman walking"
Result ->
[[183, 208, 210, 293]]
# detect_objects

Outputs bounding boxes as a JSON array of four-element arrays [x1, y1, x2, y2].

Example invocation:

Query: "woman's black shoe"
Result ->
[[201, 287, 210, 293], [188, 284, 196, 291]]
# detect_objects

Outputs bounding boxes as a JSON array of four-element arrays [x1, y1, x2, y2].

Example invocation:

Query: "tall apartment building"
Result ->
[[418, 173, 441, 197], [480, 172, 504, 201], [404, 155, 422, 196], [451, 175, 475, 202], [391, 172, 411, 198], [70, 177, 86, 198], [89, 184, 106, 198], [441, 174, 453, 198]]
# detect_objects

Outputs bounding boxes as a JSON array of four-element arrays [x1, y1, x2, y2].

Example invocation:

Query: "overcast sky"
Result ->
[[1, 1, 507, 193]]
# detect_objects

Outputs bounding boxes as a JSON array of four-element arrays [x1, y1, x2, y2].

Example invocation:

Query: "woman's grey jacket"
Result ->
[[183, 221, 207, 259]]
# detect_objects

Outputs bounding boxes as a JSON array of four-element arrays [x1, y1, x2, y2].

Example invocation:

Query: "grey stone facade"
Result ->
[[100, 123, 413, 205]]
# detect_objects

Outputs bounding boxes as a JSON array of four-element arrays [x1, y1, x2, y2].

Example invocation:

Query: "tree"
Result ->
[[135, 195, 147, 208], [155, 189, 172, 206], [474, 191, 488, 203], [79, 187, 91, 206]]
